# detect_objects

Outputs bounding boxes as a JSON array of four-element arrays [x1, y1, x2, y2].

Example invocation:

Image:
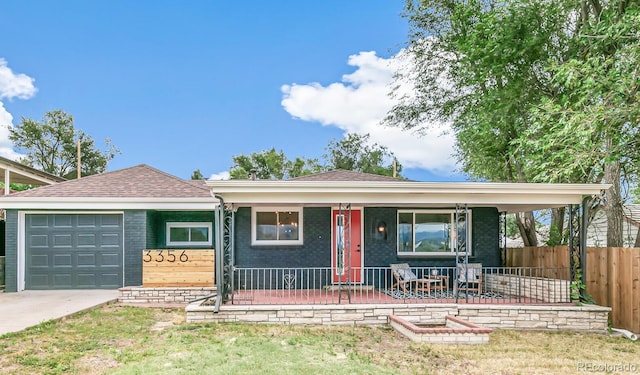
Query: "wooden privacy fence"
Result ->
[[507, 246, 640, 334], [142, 249, 215, 287]]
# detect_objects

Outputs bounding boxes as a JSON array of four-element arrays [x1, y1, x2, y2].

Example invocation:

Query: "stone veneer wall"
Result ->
[[484, 274, 571, 303], [456, 305, 609, 331], [185, 303, 610, 333], [119, 287, 216, 305]]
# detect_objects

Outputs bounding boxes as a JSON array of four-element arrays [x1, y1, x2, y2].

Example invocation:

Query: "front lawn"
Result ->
[[0, 304, 637, 374]]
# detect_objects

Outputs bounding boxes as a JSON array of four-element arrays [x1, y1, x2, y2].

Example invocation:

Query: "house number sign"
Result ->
[[143, 250, 189, 263]]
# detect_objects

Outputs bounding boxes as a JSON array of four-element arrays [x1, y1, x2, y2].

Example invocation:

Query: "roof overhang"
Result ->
[[0, 197, 218, 210], [0, 156, 65, 186], [207, 180, 610, 213]]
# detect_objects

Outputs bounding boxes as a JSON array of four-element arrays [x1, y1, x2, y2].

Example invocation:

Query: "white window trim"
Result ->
[[251, 207, 304, 246], [397, 209, 472, 257], [166, 222, 213, 247]]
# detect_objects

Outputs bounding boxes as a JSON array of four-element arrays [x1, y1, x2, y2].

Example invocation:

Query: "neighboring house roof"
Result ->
[[208, 172, 610, 213], [0, 155, 65, 187], [587, 205, 640, 247], [0, 164, 214, 210], [290, 169, 409, 182]]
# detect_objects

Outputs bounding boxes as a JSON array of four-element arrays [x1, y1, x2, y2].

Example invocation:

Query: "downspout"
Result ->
[[189, 194, 225, 309], [213, 193, 225, 313]]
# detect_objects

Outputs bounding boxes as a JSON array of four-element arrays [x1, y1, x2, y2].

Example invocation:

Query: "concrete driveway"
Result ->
[[0, 290, 118, 336]]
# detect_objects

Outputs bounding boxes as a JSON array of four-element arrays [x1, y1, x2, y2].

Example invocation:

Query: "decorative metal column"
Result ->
[[581, 197, 591, 299], [214, 195, 234, 312], [499, 211, 507, 266], [455, 204, 469, 298], [568, 203, 581, 294]]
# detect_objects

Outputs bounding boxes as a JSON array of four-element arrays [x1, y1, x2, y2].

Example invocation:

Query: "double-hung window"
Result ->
[[252, 207, 303, 246], [397, 209, 471, 256], [166, 222, 212, 247]]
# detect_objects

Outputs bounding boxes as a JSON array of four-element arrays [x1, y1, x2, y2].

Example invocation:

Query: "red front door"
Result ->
[[332, 208, 362, 283]]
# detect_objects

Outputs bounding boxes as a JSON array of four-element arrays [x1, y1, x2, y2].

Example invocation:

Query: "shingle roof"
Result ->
[[7, 164, 211, 198], [289, 169, 411, 182]]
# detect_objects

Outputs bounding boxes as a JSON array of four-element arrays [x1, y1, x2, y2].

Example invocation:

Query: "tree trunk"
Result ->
[[634, 226, 640, 248], [604, 159, 623, 247], [550, 207, 566, 245], [516, 211, 538, 246]]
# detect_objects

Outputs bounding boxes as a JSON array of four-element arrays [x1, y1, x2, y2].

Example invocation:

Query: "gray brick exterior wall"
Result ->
[[234, 206, 499, 270], [235, 207, 331, 268], [124, 211, 146, 286], [146, 211, 158, 249], [364, 207, 500, 268], [469, 207, 501, 267], [4, 210, 18, 292]]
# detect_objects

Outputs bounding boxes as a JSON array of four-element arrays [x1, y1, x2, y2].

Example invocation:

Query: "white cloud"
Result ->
[[209, 171, 230, 180], [0, 58, 37, 100], [0, 58, 37, 160], [281, 50, 457, 174], [0, 102, 21, 160]]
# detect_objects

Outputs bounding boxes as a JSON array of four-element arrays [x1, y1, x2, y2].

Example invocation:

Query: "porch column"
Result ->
[[568, 200, 590, 300], [580, 197, 590, 299], [4, 168, 9, 195], [568, 204, 579, 285]]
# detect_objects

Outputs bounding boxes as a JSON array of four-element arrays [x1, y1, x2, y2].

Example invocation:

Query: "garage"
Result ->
[[25, 213, 123, 289]]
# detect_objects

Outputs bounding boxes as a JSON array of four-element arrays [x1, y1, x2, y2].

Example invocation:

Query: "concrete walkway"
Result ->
[[0, 290, 118, 336]]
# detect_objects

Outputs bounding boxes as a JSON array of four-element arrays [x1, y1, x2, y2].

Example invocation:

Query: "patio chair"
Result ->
[[455, 263, 483, 295], [390, 263, 440, 295]]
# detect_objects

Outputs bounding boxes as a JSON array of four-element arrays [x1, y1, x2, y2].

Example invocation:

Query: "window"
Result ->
[[166, 222, 212, 247], [397, 210, 471, 256], [252, 207, 303, 246]]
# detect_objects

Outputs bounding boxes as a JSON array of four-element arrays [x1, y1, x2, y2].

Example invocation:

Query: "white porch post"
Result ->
[[4, 168, 10, 195]]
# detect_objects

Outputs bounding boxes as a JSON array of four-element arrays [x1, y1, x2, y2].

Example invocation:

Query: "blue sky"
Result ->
[[0, 1, 463, 181]]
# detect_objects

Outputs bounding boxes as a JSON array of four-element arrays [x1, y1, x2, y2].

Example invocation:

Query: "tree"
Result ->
[[229, 133, 402, 180], [191, 169, 204, 180], [9, 110, 119, 179], [518, 1, 640, 247], [229, 148, 323, 180], [386, 0, 570, 245], [386, 0, 640, 246], [324, 133, 402, 177]]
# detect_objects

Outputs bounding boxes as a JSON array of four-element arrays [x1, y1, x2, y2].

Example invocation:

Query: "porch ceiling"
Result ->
[[0, 156, 65, 187], [207, 180, 610, 213]]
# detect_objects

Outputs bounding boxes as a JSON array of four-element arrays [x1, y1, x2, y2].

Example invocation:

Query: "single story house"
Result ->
[[1, 166, 608, 295]]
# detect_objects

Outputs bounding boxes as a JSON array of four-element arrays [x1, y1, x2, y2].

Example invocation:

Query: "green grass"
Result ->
[[0, 304, 638, 375]]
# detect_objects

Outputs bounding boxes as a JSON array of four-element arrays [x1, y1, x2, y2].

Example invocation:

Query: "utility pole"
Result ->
[[77, 139, 82, 179], [392, 158, 397, 178]]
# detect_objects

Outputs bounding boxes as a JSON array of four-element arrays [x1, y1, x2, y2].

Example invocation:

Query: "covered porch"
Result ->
[[228, 265, 572, 305], [206, 171, 609, 313]]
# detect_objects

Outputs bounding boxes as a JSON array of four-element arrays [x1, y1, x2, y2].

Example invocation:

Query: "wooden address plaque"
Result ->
[[142, 249, 215, 287]]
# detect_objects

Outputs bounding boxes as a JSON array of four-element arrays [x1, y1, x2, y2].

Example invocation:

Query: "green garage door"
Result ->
[[25, 214, 123, 289]]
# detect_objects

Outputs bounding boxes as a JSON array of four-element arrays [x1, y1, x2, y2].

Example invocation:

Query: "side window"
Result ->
[[166, 222, 212, 247], [252, 208, 303, 246]]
